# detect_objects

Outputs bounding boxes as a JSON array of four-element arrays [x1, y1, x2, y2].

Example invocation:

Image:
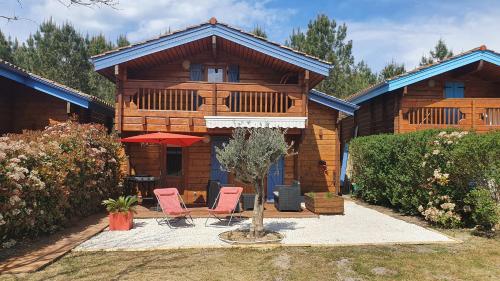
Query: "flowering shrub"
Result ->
[[0, 121, 124, 247], [350, 129, 500, 229]]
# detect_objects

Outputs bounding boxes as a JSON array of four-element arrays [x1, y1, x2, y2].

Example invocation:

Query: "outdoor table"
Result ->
[[125, 175, 159, 204]]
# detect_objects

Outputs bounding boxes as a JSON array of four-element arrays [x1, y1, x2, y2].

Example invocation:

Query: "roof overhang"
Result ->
[[309, 89, 359, 115], [0, 61, 114, 116], [91, 23, 332, 76], [204, 116, 308, 129], [349, 49, 500, 105]]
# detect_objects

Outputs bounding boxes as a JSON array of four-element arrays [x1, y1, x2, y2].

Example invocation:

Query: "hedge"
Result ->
[[349, 129, 500, 229], [0, 121, 125, 247]]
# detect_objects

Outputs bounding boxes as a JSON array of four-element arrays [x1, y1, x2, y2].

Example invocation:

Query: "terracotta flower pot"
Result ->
[[108, 211, 134, 231]]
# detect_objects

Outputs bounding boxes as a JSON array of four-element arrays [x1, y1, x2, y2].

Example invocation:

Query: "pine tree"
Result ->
[[116, 34, 130, 47], [14, 20, 93, 94], [286, 14, 372, 98], [0, 29, 13, 61], [379, 60, 406, 80], [250, 26, 267, 39], [420, 39, 453, 66], [87, 34, 115, 102]]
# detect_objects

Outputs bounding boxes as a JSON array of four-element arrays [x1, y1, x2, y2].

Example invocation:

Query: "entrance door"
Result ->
[[267, 157, 284, 202], [165, 147, 184, 190], [210, 136, 229, 184]]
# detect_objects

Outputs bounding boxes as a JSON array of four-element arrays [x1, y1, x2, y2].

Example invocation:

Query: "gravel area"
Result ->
[[76, 201, 455, 250]]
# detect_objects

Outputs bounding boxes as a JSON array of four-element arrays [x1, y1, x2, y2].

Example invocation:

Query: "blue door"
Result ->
[[211, 136, 229, 184], [267, 157, 284, 202], [444, 82, 465, 124]]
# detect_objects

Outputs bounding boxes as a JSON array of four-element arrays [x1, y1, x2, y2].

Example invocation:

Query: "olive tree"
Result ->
[[216, 127, 292, 238]]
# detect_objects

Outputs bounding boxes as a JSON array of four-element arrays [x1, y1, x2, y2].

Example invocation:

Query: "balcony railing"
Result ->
[[123, 81, 304, 116], [401, 98, 500, 132]]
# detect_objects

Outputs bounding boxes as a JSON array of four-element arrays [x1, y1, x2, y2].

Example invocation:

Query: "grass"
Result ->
[[1, 229, 498, 281]]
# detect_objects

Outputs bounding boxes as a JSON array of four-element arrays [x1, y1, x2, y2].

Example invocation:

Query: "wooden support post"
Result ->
[[115, 64, 127, 134], [212, 84, 217, 116], [211, 35, 217, 60], [471, 99, 475, 129], [303, 70, 310, 118]]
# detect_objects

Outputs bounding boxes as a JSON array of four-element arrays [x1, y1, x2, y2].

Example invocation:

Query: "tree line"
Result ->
[[0, 14, 455, 103]]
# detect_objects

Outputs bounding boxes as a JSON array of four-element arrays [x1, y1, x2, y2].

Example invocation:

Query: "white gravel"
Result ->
[[76, 201, 455, 251]]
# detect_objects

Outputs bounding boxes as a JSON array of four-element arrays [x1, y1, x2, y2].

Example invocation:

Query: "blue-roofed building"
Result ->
[[340, 46, 500, 148], [0, 60, 114, 134], [91, 17, 358, 204]]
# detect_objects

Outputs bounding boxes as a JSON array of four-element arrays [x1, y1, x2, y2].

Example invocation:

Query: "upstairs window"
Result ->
[[207, 67, 224, 82]]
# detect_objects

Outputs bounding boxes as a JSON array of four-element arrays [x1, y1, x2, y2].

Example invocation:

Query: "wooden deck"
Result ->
[[135, 202, 318, 219]]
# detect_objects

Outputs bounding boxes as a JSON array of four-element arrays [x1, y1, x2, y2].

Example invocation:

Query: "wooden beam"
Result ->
[[115, 64, 127, 134], [211, 36, 217, 60]]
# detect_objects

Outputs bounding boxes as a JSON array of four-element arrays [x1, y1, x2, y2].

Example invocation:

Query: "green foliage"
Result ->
[[102, 196, 138, 214], [216, 128, 291, 187], [0, 20, 127, 104], [286, 14, 379, 98], [379, 60, 406, 80], [116, 34, 130, 47], [0, 29, 14, 61], [0, 121, 125, 246], [420, 38, 453, 66], [464, 188, 500, 231], [349, 130, 500, 229], [250, 26, 267, 39]]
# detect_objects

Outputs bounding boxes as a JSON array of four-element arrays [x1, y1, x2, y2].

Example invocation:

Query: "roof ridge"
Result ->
[[345, 45, 496, 102], [91, 18, 331, 65]]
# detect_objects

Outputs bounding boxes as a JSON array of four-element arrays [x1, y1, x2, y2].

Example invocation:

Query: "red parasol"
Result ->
[[120, 132, 204, 147]]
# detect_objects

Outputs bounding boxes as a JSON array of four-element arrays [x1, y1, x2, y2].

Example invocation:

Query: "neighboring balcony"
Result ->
[[119, 81, 306, 132], [401, 98, 500, 132]]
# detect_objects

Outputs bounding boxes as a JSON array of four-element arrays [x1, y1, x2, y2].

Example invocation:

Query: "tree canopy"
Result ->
[[0, 20, 126, 103], [379, 60, 406, 80], [250, 26, 267, 39], [420, 39, 454, 66], [286, 14, 380, 98]]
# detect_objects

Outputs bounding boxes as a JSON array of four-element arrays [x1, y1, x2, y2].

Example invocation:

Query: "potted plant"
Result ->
[[304, 192, 344, 215], [102, 195, 138, 231]]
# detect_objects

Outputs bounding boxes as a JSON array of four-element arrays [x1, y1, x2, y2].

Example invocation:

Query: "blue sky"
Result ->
[[1, 0, 499, 72]]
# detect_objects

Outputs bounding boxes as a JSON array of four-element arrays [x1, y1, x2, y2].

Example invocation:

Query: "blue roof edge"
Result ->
[[0, 62, 113, 116], [350, 49, 500, 105], [92, 23, 332, 76], [309, 89, 359, 115]]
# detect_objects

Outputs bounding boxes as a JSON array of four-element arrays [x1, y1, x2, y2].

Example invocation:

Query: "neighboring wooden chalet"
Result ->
[[0, 60, 114, 134], [91, 18, 358, 204], [340, 46, 500, 147]]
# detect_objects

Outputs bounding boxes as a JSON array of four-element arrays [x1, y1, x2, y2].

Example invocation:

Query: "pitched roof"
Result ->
[[0, 59, 114, 114], [346, 46, 500, 105], [91, 18, 332, 76], [309, 89, 359, 115]]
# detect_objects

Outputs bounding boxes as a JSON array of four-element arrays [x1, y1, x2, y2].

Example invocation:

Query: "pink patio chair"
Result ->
[[205, 187, 243, 226], [154, 188, 194, 228]]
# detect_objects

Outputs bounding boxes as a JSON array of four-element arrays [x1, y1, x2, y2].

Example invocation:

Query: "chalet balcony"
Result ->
[[119, 81, 306, 132], [401, 98, 500, 132]]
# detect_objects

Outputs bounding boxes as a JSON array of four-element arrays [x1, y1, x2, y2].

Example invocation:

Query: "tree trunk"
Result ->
[[249, 178, 265, 238]]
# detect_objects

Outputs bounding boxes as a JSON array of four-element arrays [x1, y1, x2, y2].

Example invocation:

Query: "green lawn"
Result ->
[[2, 229, 498, 281]]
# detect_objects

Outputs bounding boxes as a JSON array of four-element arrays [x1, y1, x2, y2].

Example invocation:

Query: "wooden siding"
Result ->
[[298, 102, 339, 194], [340, 91, 398, 147], [0, 78, 67, 134], [340, 69, 500, 148]]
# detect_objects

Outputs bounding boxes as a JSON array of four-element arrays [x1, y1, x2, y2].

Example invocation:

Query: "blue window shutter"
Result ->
[[190, 64, 203, 81], [228, 64, 240, 82], [445, 82, 464, 98]]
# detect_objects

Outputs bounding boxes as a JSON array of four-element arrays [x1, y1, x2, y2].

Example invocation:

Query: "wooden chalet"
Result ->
[[340, 46, 500, 148], [91, 18, 358, 205], [0, 60, 114, 134]]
